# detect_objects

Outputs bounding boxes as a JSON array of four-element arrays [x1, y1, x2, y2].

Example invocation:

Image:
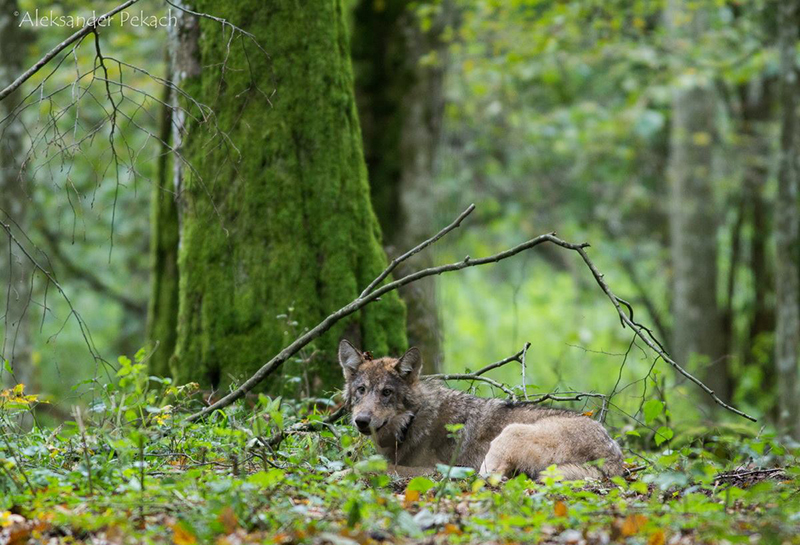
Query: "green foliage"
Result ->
[[2, 370, 798, 543]]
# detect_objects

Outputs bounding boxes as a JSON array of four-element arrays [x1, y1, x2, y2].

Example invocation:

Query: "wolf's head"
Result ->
[[338, 340, 422, 447]]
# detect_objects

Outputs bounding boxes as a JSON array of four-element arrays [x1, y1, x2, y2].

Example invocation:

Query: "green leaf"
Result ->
[[248, 469, 284, 488], [655, 426, 674, 446], [407, 476, 435, 494], [355, 456, 387, 474], [436, 464, 474, 479], [643, 400, 664, 425], [346, 499, 361, 528]]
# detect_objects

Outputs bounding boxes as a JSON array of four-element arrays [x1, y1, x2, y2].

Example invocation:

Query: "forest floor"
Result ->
[[1, 457, 798, 545], [1, 373, 799, 545]]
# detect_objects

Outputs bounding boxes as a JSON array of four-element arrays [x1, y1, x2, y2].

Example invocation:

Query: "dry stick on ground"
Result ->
[[184, 204, 756, 424]]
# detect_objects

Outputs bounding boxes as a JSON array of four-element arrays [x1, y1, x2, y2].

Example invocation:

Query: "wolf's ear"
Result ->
[[395, 347, 423, 381], [338, 340, 363, 381]]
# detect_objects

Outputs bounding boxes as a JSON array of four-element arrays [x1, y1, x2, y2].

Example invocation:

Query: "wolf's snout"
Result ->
[[354, 414, 372, 433]]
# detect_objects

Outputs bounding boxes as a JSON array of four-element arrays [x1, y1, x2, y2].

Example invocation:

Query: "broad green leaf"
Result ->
[[643, 400, 664, 425]]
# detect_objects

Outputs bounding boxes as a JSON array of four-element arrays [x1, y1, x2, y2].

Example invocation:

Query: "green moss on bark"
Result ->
[[170, 0, 407, 394]]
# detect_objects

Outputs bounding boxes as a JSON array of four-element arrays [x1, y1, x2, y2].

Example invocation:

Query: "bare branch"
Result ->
[[184, 205, 756, 424], [568, 244, 755, 421], [360, 203, 476, 297], [0, 0, 143, 102], [428, 373, 517, 398], [424, 343, 529, 380], [0, 215, 108, 369], [522, 391, 606, 405]]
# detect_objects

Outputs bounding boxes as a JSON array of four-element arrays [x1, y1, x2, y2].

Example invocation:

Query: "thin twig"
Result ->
[[262, 405, 347, 448], [569, 245, 756, 422], [521, 342, 530, 401], [424, 343, 528, 380], [522, 392, 606, 404], [0, 424, 35, 495], [0, 0, 142, 102], [0, 217, 108, 370], [360, 204, 476, 297], [428, 373, 517, 398]]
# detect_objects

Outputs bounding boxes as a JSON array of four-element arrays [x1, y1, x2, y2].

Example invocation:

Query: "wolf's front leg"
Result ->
[[387, 464, 437, 478]]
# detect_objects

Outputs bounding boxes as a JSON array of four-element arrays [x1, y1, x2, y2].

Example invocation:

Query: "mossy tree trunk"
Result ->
[[165, 0, 407, 394], [351, 0, 449, 372]]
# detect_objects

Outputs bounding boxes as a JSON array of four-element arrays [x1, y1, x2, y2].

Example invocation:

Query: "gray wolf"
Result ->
[[339, 340, 624, 480]]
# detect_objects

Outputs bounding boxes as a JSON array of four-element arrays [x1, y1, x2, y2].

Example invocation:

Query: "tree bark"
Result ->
[[352, 0, 448, 372], [666, 0, 729, 403], [168, 0, 407, 394], [738, 78, 775, 401], [0, 0, 33, 389], [774, 0, 800, 438], [146, 52, 180, 377]]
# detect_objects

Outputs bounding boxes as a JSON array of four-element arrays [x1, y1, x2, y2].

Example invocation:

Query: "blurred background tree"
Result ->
[[351, 0, 453, 372], [0, 0, 34, 389], [1, 0, 798, 437]]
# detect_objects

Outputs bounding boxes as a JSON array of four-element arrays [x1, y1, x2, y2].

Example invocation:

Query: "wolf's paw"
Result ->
[[479, 452, 511, 477]]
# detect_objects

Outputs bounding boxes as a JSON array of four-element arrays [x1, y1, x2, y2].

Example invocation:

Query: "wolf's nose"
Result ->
[[354, 415, 371, 432]]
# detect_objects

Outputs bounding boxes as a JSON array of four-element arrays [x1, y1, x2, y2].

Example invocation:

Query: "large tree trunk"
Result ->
[[166, 0, 407, 394], [0, 0, 33, 389], [774, 0, 800, 438], [666, 0, 729, 403], [146, 53, 180, 377], [352, 0, 448, 372]]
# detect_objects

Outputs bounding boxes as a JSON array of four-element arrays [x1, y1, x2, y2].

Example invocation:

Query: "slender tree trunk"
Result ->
[[739, 79, 775, 400], [666, 0, 729, 403], [0, 0, 33, 389], [146, 53, 180, 377], [167, 0, 407, 394], [352, 0, 448, 371], [774, 0, 800, 437]]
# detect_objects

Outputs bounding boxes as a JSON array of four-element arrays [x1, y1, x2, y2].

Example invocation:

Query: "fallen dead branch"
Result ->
[[185, 204, 756, 424], [713, 467, 787, 491]]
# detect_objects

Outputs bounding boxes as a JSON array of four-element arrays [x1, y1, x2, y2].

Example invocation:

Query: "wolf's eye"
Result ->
[[356, 386, 366, 395], [381, 388, 393, 397]]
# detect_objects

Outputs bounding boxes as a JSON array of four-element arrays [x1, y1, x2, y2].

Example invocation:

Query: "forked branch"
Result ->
[[185, 205, 756, 424]]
